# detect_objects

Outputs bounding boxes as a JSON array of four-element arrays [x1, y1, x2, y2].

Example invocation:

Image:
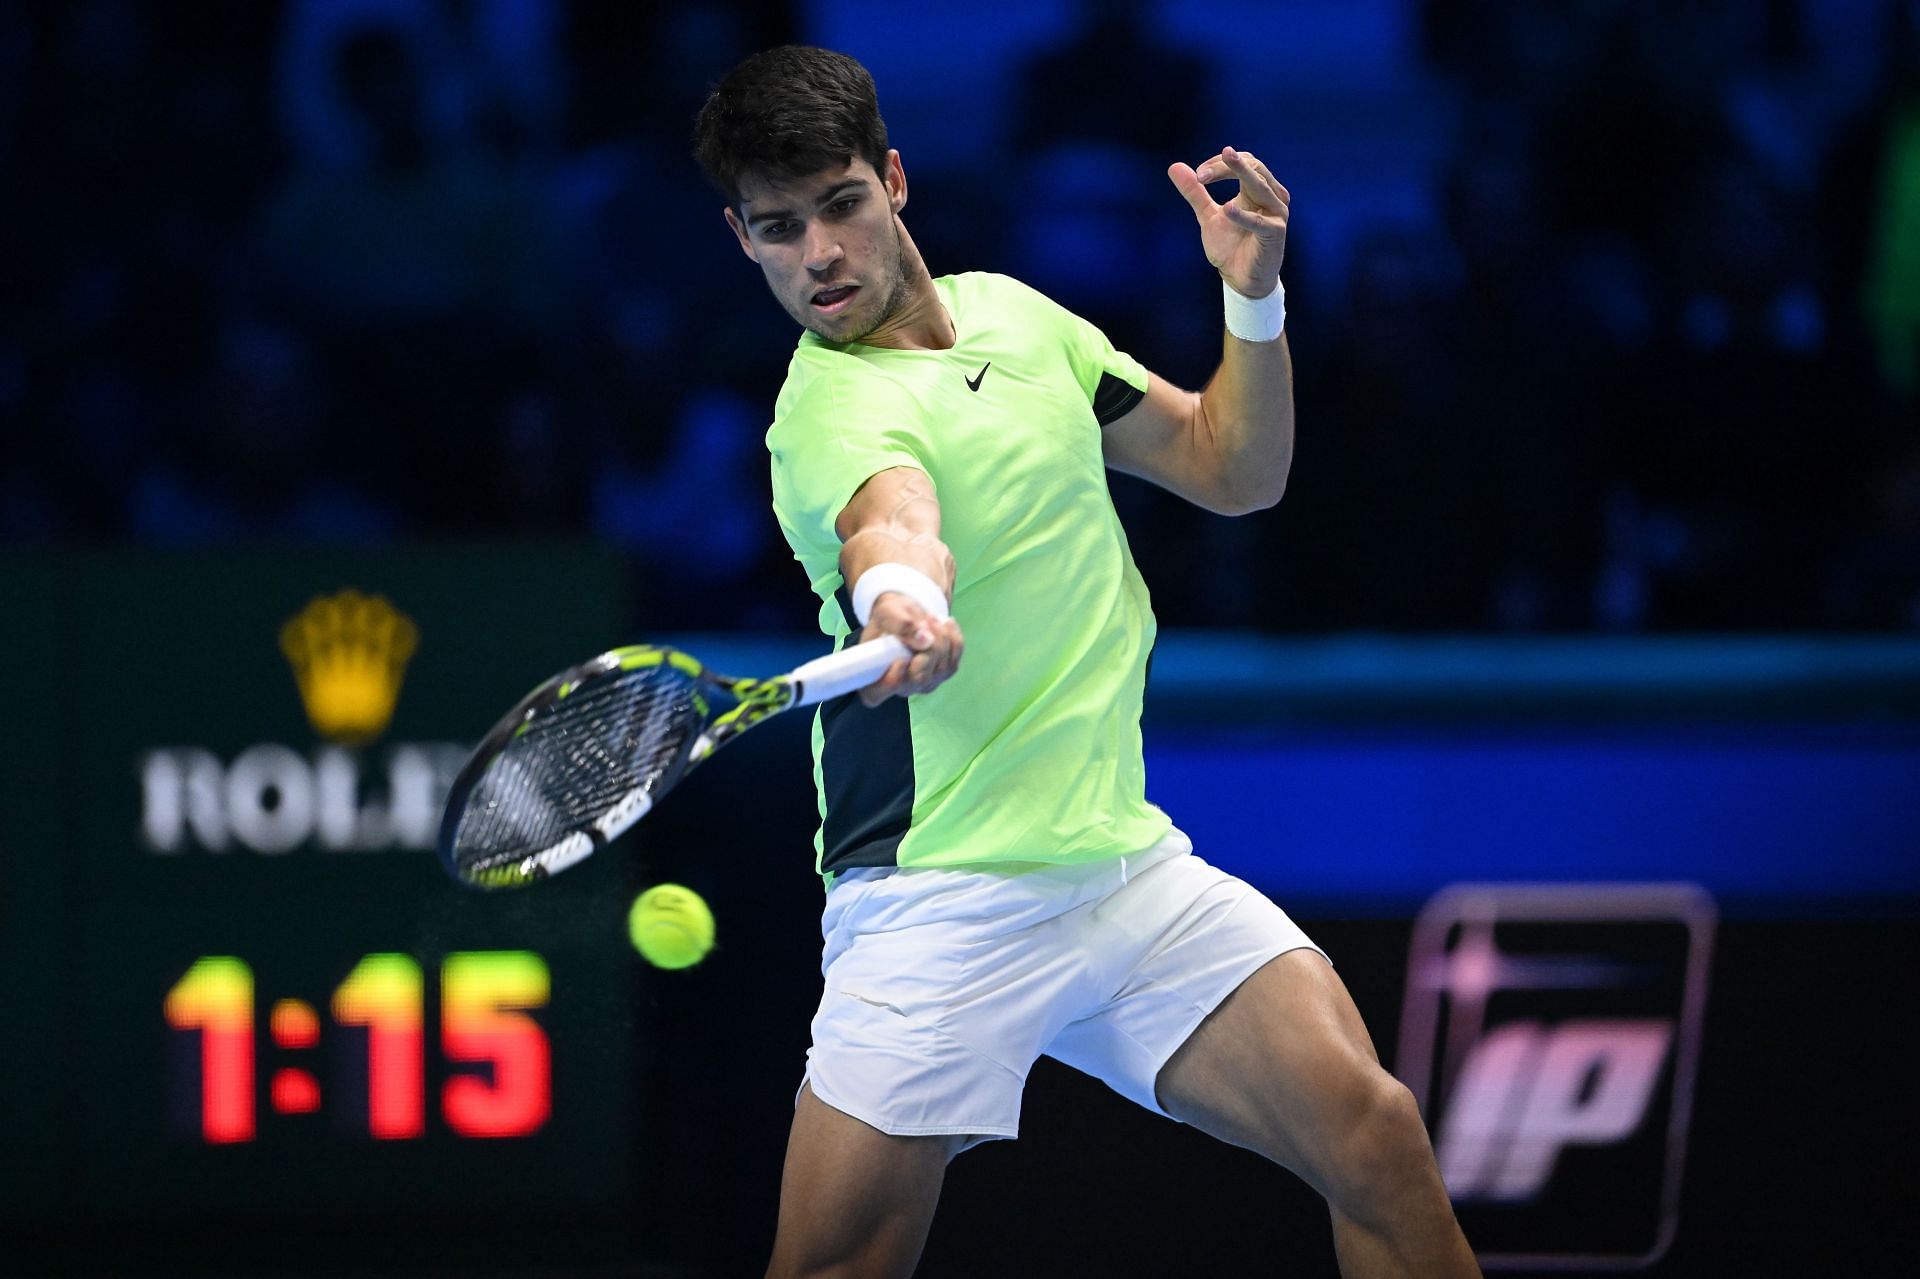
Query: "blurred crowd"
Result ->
[[2, 0, 1916, 631]]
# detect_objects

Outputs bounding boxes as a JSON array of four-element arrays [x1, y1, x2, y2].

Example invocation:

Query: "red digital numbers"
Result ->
[[164, 957, 256, 1144], [441, 951, 552, 1138], [331, 954, 427, 1139], [165, 951, 552, 1144]]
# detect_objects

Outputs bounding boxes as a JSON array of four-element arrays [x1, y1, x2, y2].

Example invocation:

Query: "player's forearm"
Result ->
[[836, 470, 957, 603], [1161, 142, 1293, 512], [1195, 327, 1295, 513], [830, 469, 964, 702], [840, 526, 955, 603]]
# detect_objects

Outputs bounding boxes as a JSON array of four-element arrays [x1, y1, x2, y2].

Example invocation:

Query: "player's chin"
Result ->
[[802, 309, 863, 343], [801, 290, 873, 337]]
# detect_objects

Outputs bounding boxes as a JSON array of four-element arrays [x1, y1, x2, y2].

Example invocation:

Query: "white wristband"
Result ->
[[851, 562, 949, 626], [1224, 279, 1285, 342]]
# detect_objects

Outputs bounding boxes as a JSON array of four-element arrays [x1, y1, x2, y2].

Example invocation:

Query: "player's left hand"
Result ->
[[1167, 147, 1290, 300]]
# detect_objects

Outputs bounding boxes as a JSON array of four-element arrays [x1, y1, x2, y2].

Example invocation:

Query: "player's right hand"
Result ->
[[858, 594, 963, 706]]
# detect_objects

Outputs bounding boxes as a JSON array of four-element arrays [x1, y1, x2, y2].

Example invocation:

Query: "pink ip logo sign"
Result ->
[[1396, 884, 1716, 1270]]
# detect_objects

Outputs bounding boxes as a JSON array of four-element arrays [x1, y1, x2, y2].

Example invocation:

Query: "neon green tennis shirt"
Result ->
[[767, 271, 1173, 876]]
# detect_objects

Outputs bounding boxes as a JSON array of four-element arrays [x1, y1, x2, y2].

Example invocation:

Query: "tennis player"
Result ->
[[695, 46, 1479, 1279]]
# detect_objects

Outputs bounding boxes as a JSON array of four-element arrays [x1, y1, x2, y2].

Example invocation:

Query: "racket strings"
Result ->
[[454, 666, 706, 869]]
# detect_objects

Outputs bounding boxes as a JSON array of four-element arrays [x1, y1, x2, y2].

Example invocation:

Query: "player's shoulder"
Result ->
[[948, 270, 1063, 314], [775, 337, 864, 409], [954, 272, 1085, 349], [770, 341, 912, 445]]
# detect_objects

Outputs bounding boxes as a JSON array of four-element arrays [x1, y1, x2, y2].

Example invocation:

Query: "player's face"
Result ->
[[725, 152, 911, 344]]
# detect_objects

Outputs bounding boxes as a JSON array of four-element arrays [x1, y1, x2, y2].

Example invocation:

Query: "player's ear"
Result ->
[[884, 149, 907, 214], [723, 206, 758, 262]]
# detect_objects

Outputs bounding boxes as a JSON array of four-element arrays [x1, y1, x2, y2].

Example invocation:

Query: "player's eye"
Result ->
[[827, 197, 858, 215], [761, 221, 794, 240]]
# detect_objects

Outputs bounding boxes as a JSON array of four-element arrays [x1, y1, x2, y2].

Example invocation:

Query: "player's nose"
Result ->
[[802, 224, 843, 273]]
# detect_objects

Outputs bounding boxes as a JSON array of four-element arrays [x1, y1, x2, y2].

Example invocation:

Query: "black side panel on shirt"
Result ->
[[1093, 371, 1146, 426], [819, 588, 915, 873], [1140, 633, 1157, 734]]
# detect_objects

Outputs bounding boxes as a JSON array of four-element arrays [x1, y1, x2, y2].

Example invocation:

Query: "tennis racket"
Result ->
[[437, 635, 909, 889]]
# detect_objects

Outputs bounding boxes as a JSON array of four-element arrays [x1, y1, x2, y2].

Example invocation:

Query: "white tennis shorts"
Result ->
[[801, 828, 1324, 1149]]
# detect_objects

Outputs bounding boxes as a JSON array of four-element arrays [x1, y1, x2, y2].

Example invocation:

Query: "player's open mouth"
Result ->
[[811, 285, 859, 314]]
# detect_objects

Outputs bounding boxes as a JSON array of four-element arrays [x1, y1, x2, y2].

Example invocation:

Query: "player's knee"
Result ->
[[1324, 1071, 1432, 1209]]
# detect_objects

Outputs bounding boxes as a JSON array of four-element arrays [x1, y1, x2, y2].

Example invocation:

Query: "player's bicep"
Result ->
[[1099, 371, 1224, 509], [834, 465, 942, 543]]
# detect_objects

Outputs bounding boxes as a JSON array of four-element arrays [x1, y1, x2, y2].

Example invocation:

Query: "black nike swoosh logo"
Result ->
[[965, 362, 991, 392]]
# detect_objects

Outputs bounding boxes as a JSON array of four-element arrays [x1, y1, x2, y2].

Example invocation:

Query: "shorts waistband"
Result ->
[[822, 828, 1194, 940]]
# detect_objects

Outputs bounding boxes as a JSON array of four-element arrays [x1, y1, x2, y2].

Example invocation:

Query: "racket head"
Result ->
[[437, 645, 793, 890]]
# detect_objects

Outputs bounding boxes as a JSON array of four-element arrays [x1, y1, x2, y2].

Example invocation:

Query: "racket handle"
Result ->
[[790, 635, 913, 706]]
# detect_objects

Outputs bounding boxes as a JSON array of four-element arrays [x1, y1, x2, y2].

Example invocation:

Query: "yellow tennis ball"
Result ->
[[628, 884, 715, 969]]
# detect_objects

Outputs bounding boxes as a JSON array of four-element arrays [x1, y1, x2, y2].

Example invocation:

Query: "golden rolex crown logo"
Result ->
[[279, 590, 419, 744]]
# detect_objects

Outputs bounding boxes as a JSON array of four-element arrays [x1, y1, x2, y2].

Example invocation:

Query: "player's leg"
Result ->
[[1153, 949, 1479, 1278], [773, 856, 1062, 1278], [764, 1084, 962, 1279]]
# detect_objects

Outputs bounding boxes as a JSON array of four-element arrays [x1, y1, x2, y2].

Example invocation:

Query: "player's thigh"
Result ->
[[1153, 948, 1406, 1193], [767, 1084, 962, 1279]]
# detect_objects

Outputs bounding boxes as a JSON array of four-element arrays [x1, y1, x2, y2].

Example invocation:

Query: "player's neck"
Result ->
[[855, 222, 954, 352]]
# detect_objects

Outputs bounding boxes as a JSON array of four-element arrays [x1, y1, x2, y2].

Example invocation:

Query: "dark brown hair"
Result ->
[[692, 46, 890, 206]]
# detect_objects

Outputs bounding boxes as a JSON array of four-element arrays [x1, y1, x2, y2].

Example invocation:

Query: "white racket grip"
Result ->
[[790, 635, 912, 707]]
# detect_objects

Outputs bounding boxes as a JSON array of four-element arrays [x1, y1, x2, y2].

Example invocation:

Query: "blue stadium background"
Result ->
[[2, 2, 1917, 1276]]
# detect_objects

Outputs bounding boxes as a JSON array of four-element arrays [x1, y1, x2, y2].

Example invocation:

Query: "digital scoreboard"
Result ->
[[0, 549, 641, 1258], [166, 950, 553, 1145]]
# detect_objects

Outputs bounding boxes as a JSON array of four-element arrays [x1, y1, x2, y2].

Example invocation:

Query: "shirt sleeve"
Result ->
[[1025, 280, 1150, 425], [768, 362, 934, 570]]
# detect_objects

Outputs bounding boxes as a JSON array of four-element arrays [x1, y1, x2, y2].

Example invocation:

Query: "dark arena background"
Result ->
[[3, 2, 1918, 1276]]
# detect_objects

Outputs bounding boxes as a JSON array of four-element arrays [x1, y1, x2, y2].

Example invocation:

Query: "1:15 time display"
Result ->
[[165, 951, 551, 1144]]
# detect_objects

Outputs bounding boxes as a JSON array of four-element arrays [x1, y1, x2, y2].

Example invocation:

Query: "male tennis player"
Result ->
[[695, 46, 1479, 1279]]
